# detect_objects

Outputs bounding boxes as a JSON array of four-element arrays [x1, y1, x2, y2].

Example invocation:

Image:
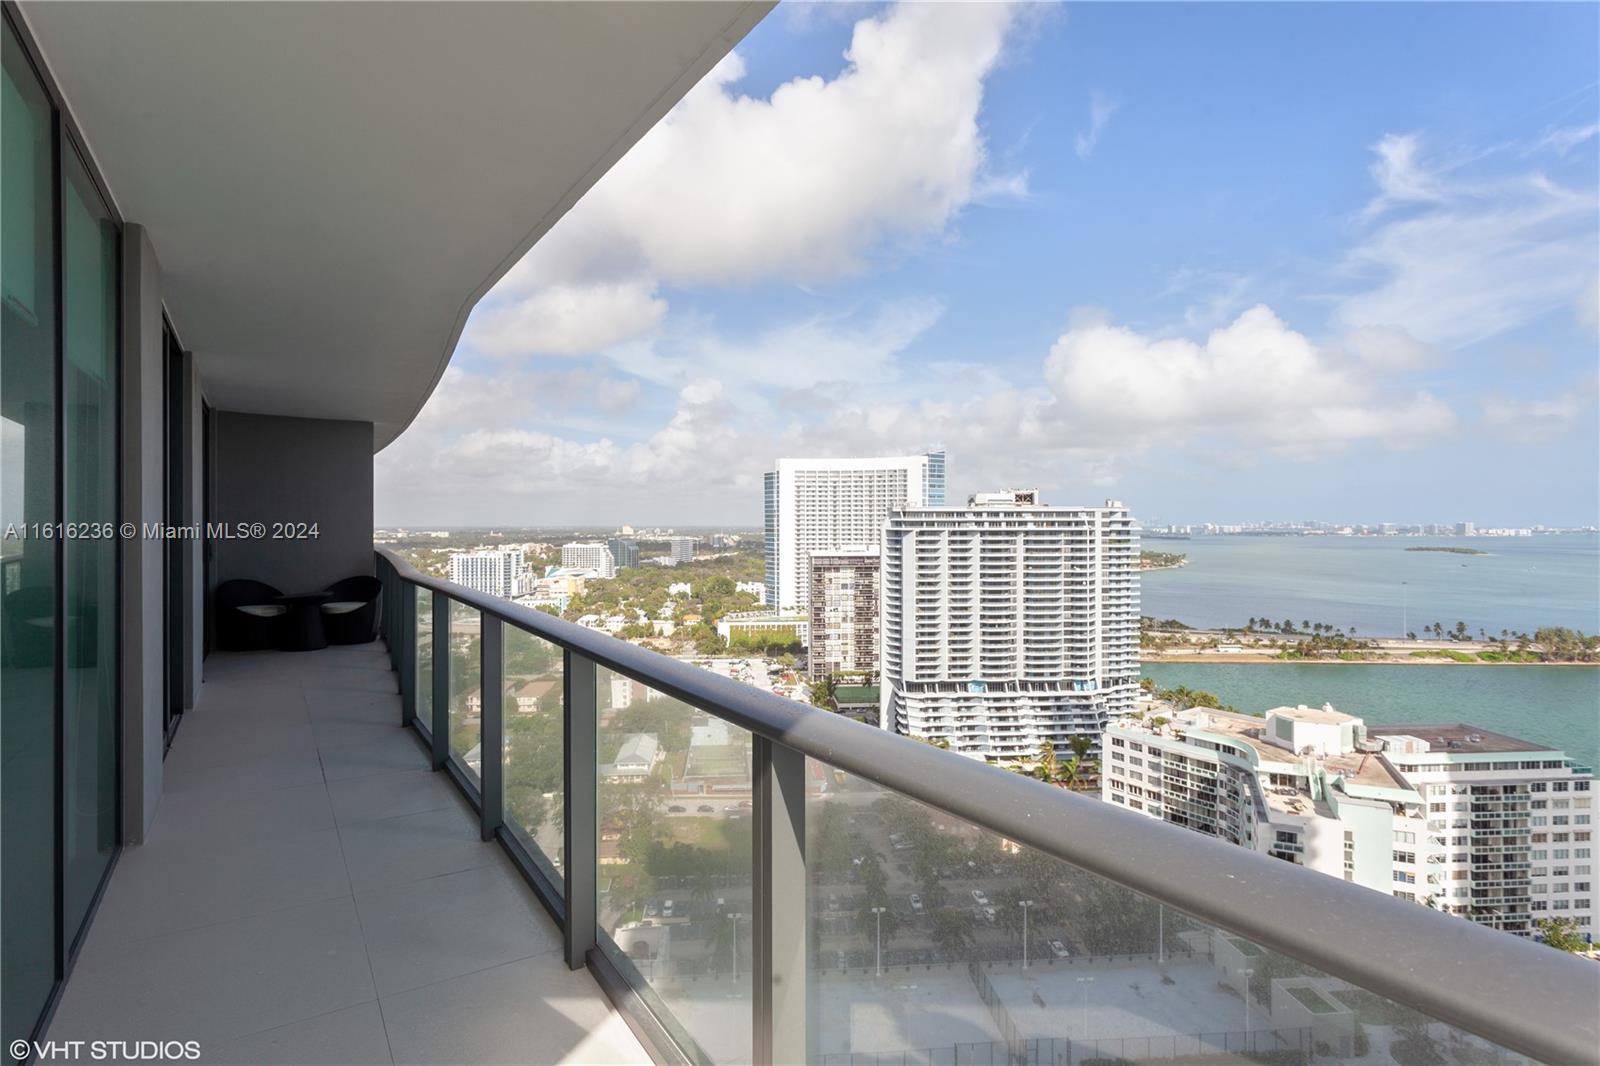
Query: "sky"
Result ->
[[374, 2, 1600, 530]]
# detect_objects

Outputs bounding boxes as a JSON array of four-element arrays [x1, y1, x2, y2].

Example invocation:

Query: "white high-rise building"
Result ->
[[561, 542, 616, 579], [763, 450, 945, 612], [1103, 706, 1594, 942], [666, 536, 697, 563], [880, 491, 1139, 761], [448, 549, 525, 599]]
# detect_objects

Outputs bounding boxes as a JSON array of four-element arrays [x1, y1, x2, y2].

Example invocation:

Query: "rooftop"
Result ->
[[1266, 703, 1360, 725], [1366, 723, 1553, 755]]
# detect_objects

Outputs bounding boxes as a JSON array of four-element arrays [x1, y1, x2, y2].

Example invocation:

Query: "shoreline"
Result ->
[[1142, 652, 1598, 667]]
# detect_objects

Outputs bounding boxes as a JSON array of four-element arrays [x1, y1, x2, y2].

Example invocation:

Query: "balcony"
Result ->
[[97, 549, 1566, 1066], [45, 641, 648, 1064]]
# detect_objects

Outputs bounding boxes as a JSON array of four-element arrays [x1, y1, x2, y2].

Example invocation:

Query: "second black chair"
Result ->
[[320, 575, 382, 645]]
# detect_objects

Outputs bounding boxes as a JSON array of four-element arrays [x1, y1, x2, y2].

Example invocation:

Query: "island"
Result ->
[[1140, 550, 1187, 571], [1405, 546, 1487, 555]]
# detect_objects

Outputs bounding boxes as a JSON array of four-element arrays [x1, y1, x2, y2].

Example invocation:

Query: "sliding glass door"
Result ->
[[1, 9, 122, 1050], [60, 141, 120, 948], [1, 18, 61, 1052]]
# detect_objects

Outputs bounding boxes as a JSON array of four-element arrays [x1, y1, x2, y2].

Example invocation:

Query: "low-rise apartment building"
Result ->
[[1103, 704, 1594, 941]]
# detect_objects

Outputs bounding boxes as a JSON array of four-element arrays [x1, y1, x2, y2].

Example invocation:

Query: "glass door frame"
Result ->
[[2, 3, 125, 1054]]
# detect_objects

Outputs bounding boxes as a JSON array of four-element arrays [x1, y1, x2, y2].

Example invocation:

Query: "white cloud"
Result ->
[[1363, 133, 1445, 217], [481, 0, 1023, 357], [610, 297, 944, 393], [1531, 123, 1599, 157], [1480, 379, 1597, 443], [469, 280, 665, 358], [1344, 325, 1437, 370], [1338, 136, 1598, 349], [1074, 91, 1118, 160], [1043, 305, 1455, 451], [380, 304, 1463, 524]]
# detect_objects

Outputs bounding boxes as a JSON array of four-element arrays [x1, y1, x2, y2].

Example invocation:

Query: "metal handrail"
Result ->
[[377, 547, 1599, 1065]]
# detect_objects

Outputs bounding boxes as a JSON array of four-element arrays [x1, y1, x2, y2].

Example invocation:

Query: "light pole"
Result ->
[[1076, 975, 1094, 1039], [1157, 903, 1164, 966], [871, 906, 887, 977], [1018, 899, 1034, 969], [1241, 968, 1255, 1037]]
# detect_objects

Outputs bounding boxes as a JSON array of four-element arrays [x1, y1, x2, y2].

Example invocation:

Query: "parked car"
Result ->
[[1048, 938, 1070, 958], [667, 805, 686, 813], [662, 900, 675, 918], [909, 894, 924, 913], [697, 804, 715, 813], [970, 889, 990, 906], [645, 903, 659, 917]]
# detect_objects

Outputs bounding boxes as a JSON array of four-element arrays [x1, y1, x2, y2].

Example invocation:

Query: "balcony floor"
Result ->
[[47, 643, 649, 1065]]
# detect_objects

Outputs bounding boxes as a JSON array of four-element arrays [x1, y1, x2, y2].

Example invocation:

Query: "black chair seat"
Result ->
[[320, 576, 381, 645]]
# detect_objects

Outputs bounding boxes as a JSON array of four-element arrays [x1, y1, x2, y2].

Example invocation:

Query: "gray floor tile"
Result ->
[[145, 780, 335, 849], [338, 803, 501, 892], [90, 828, 351, 944], [163, 742, 326, 796], [311, 718, 415, 754], [320, 727, 432, 782], [200, 1002, 392, 1065], [49, 897, 375, 1047], [381, 956, 650, 1065], [328, 768, 462, 827], [356, 863, 560, 996]]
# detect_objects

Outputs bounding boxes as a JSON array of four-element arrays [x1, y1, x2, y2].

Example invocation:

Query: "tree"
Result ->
[[1034, 738, 1060, 783], [930, 909, 974, 961], [1535, 916, 1589, 953]]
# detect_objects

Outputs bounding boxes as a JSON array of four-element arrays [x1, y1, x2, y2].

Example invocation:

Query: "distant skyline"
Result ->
[[375, 2, 1600, 529]]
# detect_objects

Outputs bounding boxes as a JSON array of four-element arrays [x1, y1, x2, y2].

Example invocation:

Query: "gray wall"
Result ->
[[213, 412, 373, 593], [119, 224, 165, 843]]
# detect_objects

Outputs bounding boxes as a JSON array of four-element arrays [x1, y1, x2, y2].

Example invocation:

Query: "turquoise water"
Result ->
[[1141, 533, 1599, 637], [1141, 662, 1600, 770]]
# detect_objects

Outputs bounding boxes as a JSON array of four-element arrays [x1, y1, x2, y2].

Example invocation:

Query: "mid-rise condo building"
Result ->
[[448, 549, 526, 599], [763, 451, 945, 612], [562, 541, 617, 579], [607, 536, 640, 569], [880, 492, 1139, 761], [666, 536, 697, 563], [807, 550, 880, 683], [1103, 705, 1594, 941]]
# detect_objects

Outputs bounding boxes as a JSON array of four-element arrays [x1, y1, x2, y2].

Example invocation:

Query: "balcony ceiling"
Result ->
[[20, 1, 772, 448]]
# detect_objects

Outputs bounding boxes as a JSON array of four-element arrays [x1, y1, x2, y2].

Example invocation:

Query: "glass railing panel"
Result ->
[[503, 625, 564, 891], [448, 598, 481, 782], [415, 586, 433, 736], [596, 667, 754, 1064], [805, 758, 1538, 1066]]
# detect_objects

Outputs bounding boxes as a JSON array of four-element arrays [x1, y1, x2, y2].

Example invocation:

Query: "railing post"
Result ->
[[400, 581, 416, 727], [563, 649, 598, 969], [753, 737, 809, 1065], [431, 591, 449, 771], [480, 614, 504, 842]]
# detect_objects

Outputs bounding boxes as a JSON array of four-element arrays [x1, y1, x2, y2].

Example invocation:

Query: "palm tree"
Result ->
[[1035, 738, 1060, 783]]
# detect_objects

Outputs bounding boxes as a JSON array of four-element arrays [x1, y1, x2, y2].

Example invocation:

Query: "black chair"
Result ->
[[216, 579, 287, 651], [320, 575, 381, 645]]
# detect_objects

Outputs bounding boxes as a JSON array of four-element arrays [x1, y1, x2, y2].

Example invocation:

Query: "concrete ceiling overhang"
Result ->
[[20, 1, 772, 449]]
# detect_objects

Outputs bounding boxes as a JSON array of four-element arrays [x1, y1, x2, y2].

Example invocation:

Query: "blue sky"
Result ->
[[375, 2, 1600, 529]]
